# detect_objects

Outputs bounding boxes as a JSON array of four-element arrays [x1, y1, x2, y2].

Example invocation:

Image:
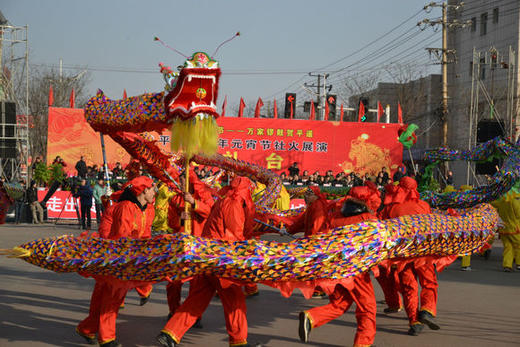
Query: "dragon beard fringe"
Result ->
[[170, 114, 218, 158]]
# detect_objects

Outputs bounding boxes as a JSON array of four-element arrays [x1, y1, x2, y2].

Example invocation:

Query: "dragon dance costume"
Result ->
[[0, 40, 507, 347], [165, 170, 214, 317], [160, 177, 255, 346], [77, 176, 155, 346]]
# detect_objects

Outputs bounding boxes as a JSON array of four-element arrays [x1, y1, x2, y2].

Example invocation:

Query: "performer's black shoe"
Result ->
[[99, 340, 122, 347], [407, 323, 424, 336], [245, 290, 260, 298], [298, 311, 311, 343], [75, 328, 96, 345], [139, 294, 150, 306], [311, 290, 326, 299], [504, 267, 513, 272], [383, 306, 403, 314], [418, 310, 440, 330], [156, 332, 178, 347], [193, 317, 203, 329], [484, 249, 491, 260]]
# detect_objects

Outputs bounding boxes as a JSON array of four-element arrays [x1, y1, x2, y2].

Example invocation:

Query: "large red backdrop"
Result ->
[[47, 107, 403, 176]]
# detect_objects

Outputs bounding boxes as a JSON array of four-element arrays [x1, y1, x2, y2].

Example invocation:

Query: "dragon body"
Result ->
[[2, 49, 508, 289]]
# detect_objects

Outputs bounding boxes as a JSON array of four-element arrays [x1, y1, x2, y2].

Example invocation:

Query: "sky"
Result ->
[[3, 0, 441, 110]]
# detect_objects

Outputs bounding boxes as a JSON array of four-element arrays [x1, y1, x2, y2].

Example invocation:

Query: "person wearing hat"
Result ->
[[165, 170, 214, 325], [298, 184, 379, 347], [76, 176, 156, 347], [375, 182, 404, 314], [157, 177, 257, 347], [384, 176, 438, 336]]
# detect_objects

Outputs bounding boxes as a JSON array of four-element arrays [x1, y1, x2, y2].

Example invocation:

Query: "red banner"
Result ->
[[48, 107, 403, 176], [37, 189, 96, 220]]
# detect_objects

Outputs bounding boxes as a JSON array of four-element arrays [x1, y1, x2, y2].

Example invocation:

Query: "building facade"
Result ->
[[447, 0, 519, 186]]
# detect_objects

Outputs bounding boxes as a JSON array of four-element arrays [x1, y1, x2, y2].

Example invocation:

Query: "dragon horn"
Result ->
[[212, 32, 240, 58]]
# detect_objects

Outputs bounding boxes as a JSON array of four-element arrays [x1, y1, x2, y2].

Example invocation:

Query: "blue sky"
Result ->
[[3, 0, 441, 109]]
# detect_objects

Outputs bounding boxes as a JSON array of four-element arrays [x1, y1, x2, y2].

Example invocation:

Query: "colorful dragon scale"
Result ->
[[11, 204, 497, 282], [421, 137, 520, 208]]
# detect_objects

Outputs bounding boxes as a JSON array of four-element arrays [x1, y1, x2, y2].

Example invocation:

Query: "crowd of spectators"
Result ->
[[281, 162, 394, 190]]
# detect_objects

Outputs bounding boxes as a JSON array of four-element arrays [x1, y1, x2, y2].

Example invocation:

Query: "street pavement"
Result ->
[[0, 223, 519, 347]]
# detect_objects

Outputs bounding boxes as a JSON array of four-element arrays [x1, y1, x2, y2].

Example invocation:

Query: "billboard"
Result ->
[[48, 107, 403, 176]]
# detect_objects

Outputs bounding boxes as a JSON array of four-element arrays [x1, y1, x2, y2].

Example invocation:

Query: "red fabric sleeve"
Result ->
[[98, 204, 116, 238], [221, 199, 246, 241], [304, 200, 328, 236], [192, 195, 213, 220], [108, 201, 136, 239]]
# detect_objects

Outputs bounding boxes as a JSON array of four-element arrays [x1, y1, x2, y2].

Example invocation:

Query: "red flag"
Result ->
[[123, 89, 128, 99], [273, 99, 278, 119], [69, 88, 75, 108], [398, 102, 403, 123], [310, 101, 315, 120], [325, 101, 329, 121], [48, 85, 54, 106], [377, 101, 384, 122], [238, 97, 246, 117], [254, 97, 264, 118], [340, 104, 344, 121], [221, 95, 227, 117], [358, 100, 365, 122]]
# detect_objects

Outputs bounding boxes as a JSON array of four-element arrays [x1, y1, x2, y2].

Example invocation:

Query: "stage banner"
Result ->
[[37, 189, 97, 220], [48, 107, 403, 176]]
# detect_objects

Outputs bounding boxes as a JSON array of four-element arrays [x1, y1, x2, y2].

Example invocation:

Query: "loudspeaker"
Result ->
[[0, 139, 17, 158], [1, 101, 16, 139], [476, 120, 504, 175], [2, 102, 16, 124]]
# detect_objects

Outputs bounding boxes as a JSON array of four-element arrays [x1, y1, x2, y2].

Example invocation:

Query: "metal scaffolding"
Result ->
[[0, 24, 29, 182]]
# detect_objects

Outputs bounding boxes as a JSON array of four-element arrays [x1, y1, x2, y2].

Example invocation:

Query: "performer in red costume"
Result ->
[[157, 176, 257, 347], [383, 176, 439, 336], [76, 176, 156, 347], [287, 185, 330, 236], [298, 185, 379, 347], [165, 170, 214, 323], [375, 182, 403, 314]]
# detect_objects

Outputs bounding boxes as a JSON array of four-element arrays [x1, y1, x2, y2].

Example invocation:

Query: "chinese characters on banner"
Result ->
[[48, 108, 403, 176], [37, 190, 97, 220]]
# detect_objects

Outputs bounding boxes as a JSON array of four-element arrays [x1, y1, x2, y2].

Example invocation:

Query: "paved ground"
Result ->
[[1, 223, 519, 347]]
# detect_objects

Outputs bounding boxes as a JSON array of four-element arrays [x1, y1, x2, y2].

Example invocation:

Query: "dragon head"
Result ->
[[162, 52, 221, 122]]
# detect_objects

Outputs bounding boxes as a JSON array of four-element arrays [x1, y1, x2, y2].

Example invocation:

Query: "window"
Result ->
[[480, 57, 486, 80], [469, 61, 473, 77], [480, 13, 488, 36], [493, 8, 499, 24], [471, 17, 476, 32]]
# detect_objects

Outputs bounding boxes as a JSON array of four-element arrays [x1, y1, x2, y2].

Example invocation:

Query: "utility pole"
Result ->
[[305, 73, 332, 120], [418, 1, 470, 148]]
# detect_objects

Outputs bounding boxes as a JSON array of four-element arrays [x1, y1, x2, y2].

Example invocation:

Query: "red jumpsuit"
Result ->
[[385, 177, 437, 326], [161, 177, 254, 346], [77, 183, 155, 345], [165, 175, 214, 315], [375, 183, 404, 311], [287, 198, 329, 236], [305, 199, 378, 347]]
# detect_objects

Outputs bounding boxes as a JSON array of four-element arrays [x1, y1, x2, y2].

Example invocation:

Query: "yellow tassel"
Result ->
[[0, 247, 32, 258], [170, 115, 218, 157]]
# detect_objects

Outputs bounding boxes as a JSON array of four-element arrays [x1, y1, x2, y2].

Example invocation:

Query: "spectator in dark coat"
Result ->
[[74, 179, 93, 230], [14, 180, 26, 224], [288, 162, 300, 177], [75, 156, 88, 178]]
